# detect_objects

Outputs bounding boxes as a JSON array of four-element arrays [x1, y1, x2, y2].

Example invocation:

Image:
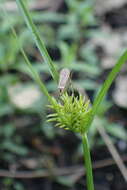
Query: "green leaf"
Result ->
[[0, 124, 15, 138], [0, 104, 13, 116], [2, 141, 28, 155], [56, 176, 76, 187], [16, 0, 59, 83], [92, 50, 127, 115], [41, 122, 55, 139], [21, 50, 52, 102], [70, 62, 101, 76], [74, 79, 98, 90], [105, 123, 127, 141], [32, 11, 66, 23], [2, 5, 52, 103]]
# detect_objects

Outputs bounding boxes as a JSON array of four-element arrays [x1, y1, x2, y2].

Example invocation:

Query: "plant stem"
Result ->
[[16, 0, 59, 83], [92, 50, 127, 116], [82, 134, 94, 190]]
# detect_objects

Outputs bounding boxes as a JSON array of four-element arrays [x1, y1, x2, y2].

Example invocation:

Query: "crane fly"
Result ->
[[58, 68, 71, 94]]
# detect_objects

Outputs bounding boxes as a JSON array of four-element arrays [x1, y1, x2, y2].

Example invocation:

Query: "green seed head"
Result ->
[[47, 93, 92, 134]]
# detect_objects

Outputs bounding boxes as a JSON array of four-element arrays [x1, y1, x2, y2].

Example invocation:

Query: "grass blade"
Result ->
[[14, 30, 52, 102], [12, 29, 52, 103], [21, 48, 52, 103], [2, 6, 52, 103], [16, 0, 59, 83], [92, 50, 127, 115]]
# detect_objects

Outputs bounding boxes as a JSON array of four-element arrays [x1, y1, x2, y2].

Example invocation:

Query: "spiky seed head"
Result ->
[[47, 92, 92, 134]]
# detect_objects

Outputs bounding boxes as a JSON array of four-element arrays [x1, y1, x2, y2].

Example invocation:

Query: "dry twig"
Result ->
[[0, 155, 127, 178], [97, 124, 127, 182]]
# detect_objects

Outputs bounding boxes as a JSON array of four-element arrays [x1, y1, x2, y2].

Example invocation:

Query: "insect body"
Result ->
[[58, 68, 71, 94]]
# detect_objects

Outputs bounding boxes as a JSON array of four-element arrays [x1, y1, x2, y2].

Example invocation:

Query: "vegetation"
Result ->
[[0, 0, 127, 189]]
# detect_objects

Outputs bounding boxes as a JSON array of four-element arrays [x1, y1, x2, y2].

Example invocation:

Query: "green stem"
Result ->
[[16, 0, 59, 83], [82, 134, 94, 190]]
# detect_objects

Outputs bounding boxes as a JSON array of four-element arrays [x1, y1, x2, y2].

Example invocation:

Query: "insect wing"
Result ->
[[58, 68, 70, 93]]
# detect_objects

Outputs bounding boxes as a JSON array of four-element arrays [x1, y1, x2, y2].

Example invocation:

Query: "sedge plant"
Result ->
[[8, 1, 127, 190]]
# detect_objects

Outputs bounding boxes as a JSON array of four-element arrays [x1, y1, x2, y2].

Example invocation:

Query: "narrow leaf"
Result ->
[[2, 7, 52, 103], [92, 50, 127, 115], [16, 0, 59, 82]]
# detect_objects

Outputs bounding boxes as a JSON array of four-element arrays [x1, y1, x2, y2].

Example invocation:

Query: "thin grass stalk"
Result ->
[[84, 50, 127, 131], [2, 5, 52, 103], [16, 0, 59, 82], [12, 29, 52, 103], [82, 134, 94, 190], [4, 3, 127, 190], [92, 50, 127, 115]]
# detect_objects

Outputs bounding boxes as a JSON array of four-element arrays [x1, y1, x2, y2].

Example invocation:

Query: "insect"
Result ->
[[58, 68, 71, 94]]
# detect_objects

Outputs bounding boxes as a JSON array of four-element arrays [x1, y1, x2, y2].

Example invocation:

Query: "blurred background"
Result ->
[[0, 0, 127, 189]]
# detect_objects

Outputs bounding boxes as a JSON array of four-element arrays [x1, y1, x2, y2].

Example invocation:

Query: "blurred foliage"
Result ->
[[0, 0, 126, 189]]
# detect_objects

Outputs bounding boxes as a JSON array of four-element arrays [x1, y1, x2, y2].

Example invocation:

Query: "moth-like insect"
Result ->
[[58, 68, 71, 94]]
